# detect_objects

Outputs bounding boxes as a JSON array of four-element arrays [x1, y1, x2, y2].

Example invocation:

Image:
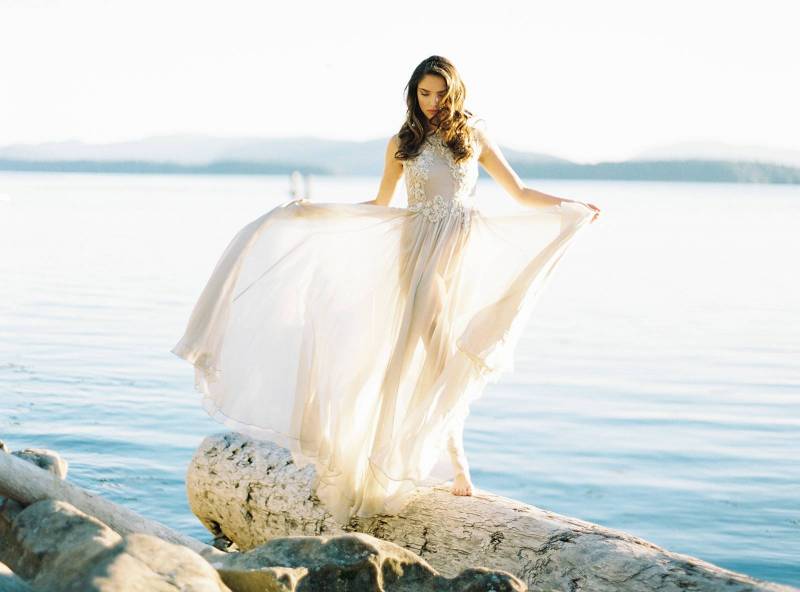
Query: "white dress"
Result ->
[[171, 125, 595, 524]]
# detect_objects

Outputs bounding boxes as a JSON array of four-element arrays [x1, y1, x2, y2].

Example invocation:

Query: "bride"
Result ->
[[171, 55, 601, 524]]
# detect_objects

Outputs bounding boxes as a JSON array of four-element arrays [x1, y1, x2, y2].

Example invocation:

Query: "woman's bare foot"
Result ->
[[446, 418, 473, 495], [451, 471, 473, 496]]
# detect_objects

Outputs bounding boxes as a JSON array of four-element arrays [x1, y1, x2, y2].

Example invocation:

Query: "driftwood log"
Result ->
[[187, 432, 798, 592]]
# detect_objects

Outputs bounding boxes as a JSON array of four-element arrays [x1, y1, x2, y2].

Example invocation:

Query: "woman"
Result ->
[[171, 55, 601, 525]]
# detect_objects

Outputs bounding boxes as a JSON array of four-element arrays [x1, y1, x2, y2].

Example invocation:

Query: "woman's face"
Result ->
[[417, 74, 447, 124]]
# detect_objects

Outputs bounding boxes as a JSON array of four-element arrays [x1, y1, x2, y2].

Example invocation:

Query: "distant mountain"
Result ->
[[1, 135, 799, 184], [0, 159, 329, 176], [493, 146, 570, 165], [0, 134, 562, 174], [633, 141, 800, 168], [508, 159, 800, 184], [0, 134, 385, 174]]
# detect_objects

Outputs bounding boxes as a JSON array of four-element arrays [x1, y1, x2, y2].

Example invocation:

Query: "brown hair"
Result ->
[[395, 55, 476, 164]]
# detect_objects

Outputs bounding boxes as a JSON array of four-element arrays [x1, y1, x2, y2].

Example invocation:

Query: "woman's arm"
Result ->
[[474, 126, 601, 221], [360, 134, 404, 206]]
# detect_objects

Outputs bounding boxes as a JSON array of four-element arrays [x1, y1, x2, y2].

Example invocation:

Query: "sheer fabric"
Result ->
[[171, 125, 595, 523]]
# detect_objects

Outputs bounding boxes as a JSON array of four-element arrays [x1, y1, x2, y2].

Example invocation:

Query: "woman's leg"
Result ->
[[407, 239, 474, 496], [446, 415, 473, 496]]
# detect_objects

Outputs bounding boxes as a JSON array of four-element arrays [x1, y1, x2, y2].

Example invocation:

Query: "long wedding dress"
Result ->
[[171, 124, 595, 524]]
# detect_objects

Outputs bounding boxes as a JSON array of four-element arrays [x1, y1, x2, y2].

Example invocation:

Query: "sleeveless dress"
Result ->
[[171, 125, 595, 524]]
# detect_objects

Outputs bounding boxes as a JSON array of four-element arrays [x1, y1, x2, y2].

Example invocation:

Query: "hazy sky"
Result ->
[[1, 0, 797, 163]]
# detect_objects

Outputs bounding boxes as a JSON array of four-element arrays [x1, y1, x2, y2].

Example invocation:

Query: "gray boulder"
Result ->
[[10, 448, 68, 480], [214, 531, 525, 591], [0, 561, 32, 592], [4, 499, 231, 592]]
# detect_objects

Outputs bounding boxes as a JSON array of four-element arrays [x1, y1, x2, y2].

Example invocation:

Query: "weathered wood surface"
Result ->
[[187, 432, 798, 592]]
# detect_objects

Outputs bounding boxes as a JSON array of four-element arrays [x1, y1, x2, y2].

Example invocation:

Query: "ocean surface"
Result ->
[[0, 172, 798, 587]]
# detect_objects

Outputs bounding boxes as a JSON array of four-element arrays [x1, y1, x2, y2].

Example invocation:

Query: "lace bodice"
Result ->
[[402, 129, 480, 228]]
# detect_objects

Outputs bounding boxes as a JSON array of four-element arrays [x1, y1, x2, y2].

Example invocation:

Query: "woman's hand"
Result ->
[[582, 201, 601, 223], [563, 199, 601, 223]]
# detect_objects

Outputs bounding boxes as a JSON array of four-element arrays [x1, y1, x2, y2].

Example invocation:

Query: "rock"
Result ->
[[0, 499, 25, 570], [4, 499, 231, 592], [0, 439, 526, 591], [0, 561, 32, 592], [0, 446, 220, 559], [1, 493, 522, 592], [188, 432, 798, 592], [0, 446, 67, 565], [7, 498, 123, 584], [11, 448, 68, 479], [213, 531, 525, 591], [212, 533, 240, 553], [89, 533, 232, 592]]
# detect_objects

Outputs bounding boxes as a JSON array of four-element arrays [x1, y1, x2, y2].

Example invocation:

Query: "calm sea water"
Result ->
[[0, 172, 798, 587]]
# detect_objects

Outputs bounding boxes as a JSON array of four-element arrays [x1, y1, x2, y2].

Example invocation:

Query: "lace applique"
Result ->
[[404, 133, 479, 229], [409, 193, 472, 226]]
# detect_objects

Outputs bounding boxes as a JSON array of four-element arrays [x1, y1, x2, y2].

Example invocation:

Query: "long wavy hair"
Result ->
[[395, 56, 476, 164]]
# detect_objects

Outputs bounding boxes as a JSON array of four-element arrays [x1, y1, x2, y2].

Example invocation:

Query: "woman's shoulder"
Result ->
[[465, 114, 485, 132], [466, 117, 489, 156], [467, 115, 487, 130]]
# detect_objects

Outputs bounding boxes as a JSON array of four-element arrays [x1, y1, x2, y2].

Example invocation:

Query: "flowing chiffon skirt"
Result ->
[[171, 197, 594, 523]]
